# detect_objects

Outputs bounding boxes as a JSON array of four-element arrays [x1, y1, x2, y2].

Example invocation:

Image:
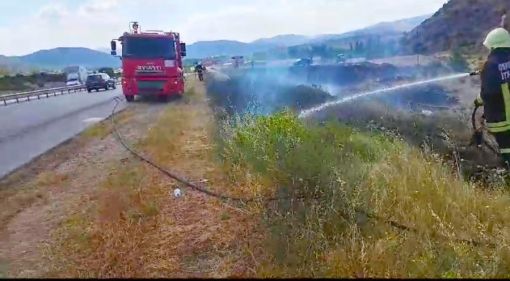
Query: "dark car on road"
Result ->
[[86, 73, 116, 92]]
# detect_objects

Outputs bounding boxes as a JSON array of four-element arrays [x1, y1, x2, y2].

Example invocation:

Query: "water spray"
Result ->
[[298, 73, 472, 118]]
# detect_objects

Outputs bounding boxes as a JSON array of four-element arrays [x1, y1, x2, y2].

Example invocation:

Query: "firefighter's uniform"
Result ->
[[476, 28, 510, 165]]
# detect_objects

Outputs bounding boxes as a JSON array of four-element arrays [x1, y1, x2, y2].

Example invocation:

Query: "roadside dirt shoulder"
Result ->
[[1, 80, 258, 278], [0, 101, 167, 277]]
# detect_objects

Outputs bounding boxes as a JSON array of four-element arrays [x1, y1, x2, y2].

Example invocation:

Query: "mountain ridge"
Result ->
[[187, 14, 430, 58], [0, 13, 432, 72], [402, 0, 510, 54]]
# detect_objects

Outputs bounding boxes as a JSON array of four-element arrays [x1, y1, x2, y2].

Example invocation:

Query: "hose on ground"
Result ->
[[111, 97, 261, 202], [109, 97, 495, 248]]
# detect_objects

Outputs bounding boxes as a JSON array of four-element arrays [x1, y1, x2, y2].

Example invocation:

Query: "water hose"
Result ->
[[472, 105, 483, 147], [468, 70, 499, 154], [109, 97, 495, 247], [471, 105, 499, 155]]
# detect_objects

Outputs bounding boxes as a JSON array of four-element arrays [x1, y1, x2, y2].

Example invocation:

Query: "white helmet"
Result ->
[[483, 28, 510, 49]]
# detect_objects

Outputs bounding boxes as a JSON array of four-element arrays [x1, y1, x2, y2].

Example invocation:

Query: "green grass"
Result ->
[[218, 110, 510, 278]]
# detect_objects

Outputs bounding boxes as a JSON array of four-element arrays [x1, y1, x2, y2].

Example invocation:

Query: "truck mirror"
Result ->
[[180, 42, 187, 57]]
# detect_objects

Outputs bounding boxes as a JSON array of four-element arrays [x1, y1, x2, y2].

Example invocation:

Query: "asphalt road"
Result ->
[[0, 88, 126, 179]]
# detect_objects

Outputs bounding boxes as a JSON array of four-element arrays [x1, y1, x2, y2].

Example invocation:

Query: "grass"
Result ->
[[47, 160, 165, 277], [45, 80, 252, 278], [217, 110, 510, 278], [0, 73, 66, 92], [30, 72, 510, 277], [82, 110, 134, 140], [0, 170, 68, 229], [316, 98, 505, 183], [46, 97, 190, 277], [0, 107, 134, 235]]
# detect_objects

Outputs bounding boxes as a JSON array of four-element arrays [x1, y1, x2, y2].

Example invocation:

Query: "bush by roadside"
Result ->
[[0, 73, 65, 93], [217, 111, 510, 278]]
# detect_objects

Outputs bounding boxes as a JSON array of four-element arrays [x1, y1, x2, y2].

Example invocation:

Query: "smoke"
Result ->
[[206, 66, 333, 115], [206, 65, 503, 181], [206, 63, 464, 118]]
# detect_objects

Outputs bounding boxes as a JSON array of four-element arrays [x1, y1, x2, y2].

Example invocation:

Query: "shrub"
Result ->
[[218, 110, 510, 278], [219, 112, 399, 275]]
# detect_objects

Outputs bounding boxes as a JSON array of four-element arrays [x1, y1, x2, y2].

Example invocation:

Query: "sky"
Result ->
[[0, 0, 448, 56]]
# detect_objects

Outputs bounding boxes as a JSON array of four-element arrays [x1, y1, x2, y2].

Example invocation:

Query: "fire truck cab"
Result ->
[[111, 22, 187, 102]]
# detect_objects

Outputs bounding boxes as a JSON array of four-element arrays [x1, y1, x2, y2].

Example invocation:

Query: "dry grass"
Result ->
[[46, 160, 165, 277], [218, 112, 510, 278], [0, 109, 134, 231], [82, 109, 134, 139], [46, 79, 258, 278], [0, 170, 68, 228]]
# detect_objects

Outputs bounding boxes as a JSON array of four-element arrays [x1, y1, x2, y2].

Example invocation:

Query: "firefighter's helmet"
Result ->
[[483, 27, 510, 49]]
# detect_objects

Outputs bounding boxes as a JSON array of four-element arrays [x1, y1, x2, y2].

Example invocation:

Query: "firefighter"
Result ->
[[194, 62, 205, 81], [474, 27, 510, 166]]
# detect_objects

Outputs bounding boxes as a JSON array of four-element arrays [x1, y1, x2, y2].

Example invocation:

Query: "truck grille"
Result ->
[[137, 81, 165, 90]]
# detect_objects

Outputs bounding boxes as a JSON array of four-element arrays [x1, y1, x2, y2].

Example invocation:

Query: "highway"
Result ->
[[0, 89, 126, 179]]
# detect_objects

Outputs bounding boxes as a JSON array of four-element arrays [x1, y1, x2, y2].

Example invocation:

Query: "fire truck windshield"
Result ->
[[122, 37, 176, 59]]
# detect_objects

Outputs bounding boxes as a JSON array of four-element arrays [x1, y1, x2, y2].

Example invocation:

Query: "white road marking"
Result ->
[[83, 117, 104, 124]]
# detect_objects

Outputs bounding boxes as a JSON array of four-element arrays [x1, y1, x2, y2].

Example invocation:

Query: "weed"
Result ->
[[82, 110, 134, 140], [220, 212, 231, 221], [219, 111, 510, 278], [36, 171, 69, 186]]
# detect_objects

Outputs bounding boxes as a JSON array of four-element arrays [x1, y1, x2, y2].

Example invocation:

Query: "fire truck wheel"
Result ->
[[125, 95, 135, 102]]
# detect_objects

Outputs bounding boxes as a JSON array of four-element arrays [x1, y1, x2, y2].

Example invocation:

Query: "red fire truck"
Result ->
[[110, 22, 187, 102]]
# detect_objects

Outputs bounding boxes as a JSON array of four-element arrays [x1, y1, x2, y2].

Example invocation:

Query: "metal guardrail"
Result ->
[[0, 82, 121, 106]]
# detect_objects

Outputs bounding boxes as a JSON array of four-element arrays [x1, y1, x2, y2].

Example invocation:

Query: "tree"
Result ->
[[0, 68, 9, 77], [253, 51, 267, 61], [355, 41, 365, 52], [98, 67, 115, 78], [449, 50, 469, 72], [413, 42, 426, 55]]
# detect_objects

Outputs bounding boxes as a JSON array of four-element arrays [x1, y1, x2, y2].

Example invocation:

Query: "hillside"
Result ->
[[187, 40, 272, 58], [14, 47, 121, 70], [1, 15, 431, 69], [187, 14, 430, 59], [0, 55, 37, 74], [402, 0, 510, 54], [252, 34, 311, 47], [0, 47, 121, 73], [312, 14, 430, 43]]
